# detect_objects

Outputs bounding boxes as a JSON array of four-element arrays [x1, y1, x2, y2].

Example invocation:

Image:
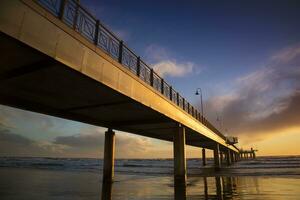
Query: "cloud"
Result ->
[[152, 60, 194, 77], [144, 44, 199, 78], [0, 127, 67, 157], [0, 129, 32, 146], [0, 105, 60, 132], [205, 44, 300, 144], [113, 29, 131, 41], [54, 128, 154, 158], [0, 123, 156, 158]]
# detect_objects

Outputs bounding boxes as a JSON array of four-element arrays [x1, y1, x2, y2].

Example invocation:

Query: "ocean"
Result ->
[[0, 156, 300, 199]]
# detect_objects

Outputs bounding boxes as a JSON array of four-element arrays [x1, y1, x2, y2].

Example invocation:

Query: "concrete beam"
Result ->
[[173, 124, 186, 185], [102, 128, 115, 183]]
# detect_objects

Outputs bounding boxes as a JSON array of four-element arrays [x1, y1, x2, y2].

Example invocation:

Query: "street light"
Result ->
[[195, 88, 204, 122]]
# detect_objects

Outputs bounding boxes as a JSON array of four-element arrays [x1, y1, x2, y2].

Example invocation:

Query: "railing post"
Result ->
[[58, 0, 67, 19], [73, 0, 80, 30], [183, 98, 185, 110], [136, 57, 141, 77], [150, 69, 154, 86], [94, 20, 100, 45], [170, 87, 173, 101], [177, 93, 179, 106], [118, 41, 123, 64], [161, 79, 164, 94]]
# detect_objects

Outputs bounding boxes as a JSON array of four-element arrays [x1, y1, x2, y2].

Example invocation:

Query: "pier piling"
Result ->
[[202, 148, 206, 166], [214, 144, 221, 170], [102, 128, 115, 183], [226, 149, 231, 166], [173, 124, 187, 185]]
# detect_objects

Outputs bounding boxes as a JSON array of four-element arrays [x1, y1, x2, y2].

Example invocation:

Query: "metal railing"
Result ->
[[36, 0, 226, 140]]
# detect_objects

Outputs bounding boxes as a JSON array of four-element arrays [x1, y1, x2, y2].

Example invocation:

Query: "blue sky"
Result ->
[[81, 0, 300, 98], [1, 0, 300, 157]]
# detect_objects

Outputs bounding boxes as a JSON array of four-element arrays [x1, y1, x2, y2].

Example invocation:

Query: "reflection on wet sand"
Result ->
[[204, 177, 208, 199], [101, 181, 112, 200], [100, 174, 300, 200], [174, 182, 187, 200], [100, 175, 240, 200], [1, 167, 300, 200], [174, 176, 238, 200]]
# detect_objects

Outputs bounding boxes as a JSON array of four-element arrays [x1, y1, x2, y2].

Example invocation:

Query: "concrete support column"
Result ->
[[214, 144, 221, 170], [173, 124, 186, 185], [230, 151, 234, 163], [220, 152, 224, 164], [102, 128, 115, 183], [202, 148, 206, 166], [226, 149, 231, 166]]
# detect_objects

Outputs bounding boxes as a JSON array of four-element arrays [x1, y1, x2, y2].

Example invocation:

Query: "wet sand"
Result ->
[[1, 167, 300, 200]]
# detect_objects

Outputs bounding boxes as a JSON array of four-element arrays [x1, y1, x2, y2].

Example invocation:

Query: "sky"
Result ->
[[1, 0, 300, 158]]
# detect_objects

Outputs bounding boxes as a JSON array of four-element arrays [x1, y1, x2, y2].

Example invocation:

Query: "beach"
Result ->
[[0, 156, 300, 199]]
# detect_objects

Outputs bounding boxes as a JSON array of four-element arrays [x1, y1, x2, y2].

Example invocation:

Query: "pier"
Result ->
[[0, 0, 257, 187]]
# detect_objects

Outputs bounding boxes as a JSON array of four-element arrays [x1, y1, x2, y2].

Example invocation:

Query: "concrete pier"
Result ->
[[214, 144, 221, 170], [220, 152, 224, 164], [102, 128, 115, 183], [173, 124, 186, 185], [202, 148, 206, 166], [226, 149, 231, 166], [230, 151, 234, 163]]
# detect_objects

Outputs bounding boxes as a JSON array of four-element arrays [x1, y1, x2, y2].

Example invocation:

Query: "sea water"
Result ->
[[0, 156, 300, 199]]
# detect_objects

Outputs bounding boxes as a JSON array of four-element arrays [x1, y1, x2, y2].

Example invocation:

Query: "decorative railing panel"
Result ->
[[76, 9, 97, 42], [171, 89, 177, 104], [140, 61, 151, 84], [38, 0, 61, 16], [63, 0, 77, 27], [122, 46, 138, 74], [178, 95, 184, 109], [152, 73, 162, 93], [163, 82, 170, 99], [98, 25, 120, 60], [184, 101, 189, 112]]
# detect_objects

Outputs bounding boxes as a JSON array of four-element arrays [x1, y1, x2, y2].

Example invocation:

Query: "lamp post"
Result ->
[[195, 88, 204, 122]]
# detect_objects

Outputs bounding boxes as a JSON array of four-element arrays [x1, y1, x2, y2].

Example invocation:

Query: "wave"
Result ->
[[1, 156, 300, 176]]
